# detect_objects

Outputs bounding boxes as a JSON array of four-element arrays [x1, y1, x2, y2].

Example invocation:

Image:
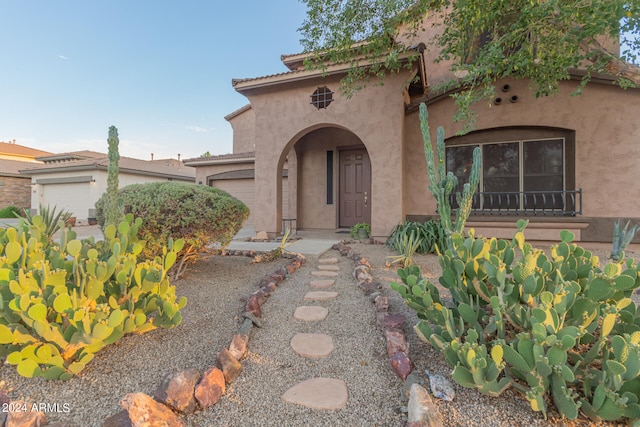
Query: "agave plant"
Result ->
[[611, 219, 639, 261], [387, 230, 420, 267], [19, 204, 71, 242]]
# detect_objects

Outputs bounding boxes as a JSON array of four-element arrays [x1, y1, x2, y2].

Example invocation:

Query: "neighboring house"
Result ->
[[187, 21, 640, 243], [20, 151, 195, 223], [0, 141, 53, 210]]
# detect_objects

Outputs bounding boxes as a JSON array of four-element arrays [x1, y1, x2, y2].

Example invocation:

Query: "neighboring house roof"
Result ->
[[0, 141, 53, 161], [20, 153, 195, 181], [0, 158, 39, 178], [36, 150, 107, 163], [183, 151, 255, 166], [207, 169, 288, 181]]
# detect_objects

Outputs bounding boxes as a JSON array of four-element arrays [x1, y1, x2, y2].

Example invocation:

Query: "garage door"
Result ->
[[41, 182, 91, 219], [211, 177, 288, 227]]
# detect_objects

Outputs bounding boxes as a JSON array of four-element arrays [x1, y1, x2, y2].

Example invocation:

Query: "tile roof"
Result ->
[[0, 141, 53, 159], [183, 151, 255, 165], [0, 158, 39, 178], [20, 153, 195, 180]]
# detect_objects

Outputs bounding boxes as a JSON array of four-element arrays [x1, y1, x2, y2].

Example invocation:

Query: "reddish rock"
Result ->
[[229, 333, 249, 360], [102, 410, 133, 427], [286, 264, 297, 274], [358, 280, 381, 295], [243, 294, 262, 318], [385, 329, 409, 357], [217, 348, 242, 383], [195, 367, 226, 409], [154, 369, 201, 414], [383, 313, 406, 329], [250, 288, 270, 305], [262, 282, 277, 293], [269, 273, 284, 283], [358, 257, 372, 268], [374, 295, 389, 312], [120, 393, 184, 427], [5, 402, 45, 427], [275, 267, 288, 277], [390, 352, 413, 381]]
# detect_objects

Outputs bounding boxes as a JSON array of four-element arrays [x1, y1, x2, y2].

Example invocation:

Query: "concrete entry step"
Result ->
[[304, 291, 339, 301], [281, 378, 349, 410], [293, 306, 329, 322], [309, 279, 335, 289], [311, 271, 339, 277], [318, 257, 339, 264], [317, 265, 340, 271], [290, 333, 334, 358]]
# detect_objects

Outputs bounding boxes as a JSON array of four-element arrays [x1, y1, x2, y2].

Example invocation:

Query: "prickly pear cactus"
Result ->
[[0, 214, 187, 379], [392, 219, 640, 423]]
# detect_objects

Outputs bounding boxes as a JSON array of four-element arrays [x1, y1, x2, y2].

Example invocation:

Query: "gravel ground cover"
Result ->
[[0, 239, 637, 427]]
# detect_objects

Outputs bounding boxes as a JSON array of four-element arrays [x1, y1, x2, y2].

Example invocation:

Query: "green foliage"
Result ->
[[350, 223, 371, 238], [386, 219, 447, 255], [392, 221, 640, 423], [95, 182, 249, 275], [387, 230, 420, 267], [20, 205, 71, 243], [105, 126, 124, 227], [0, 214, 186, 379], [421, 103, 481, 247], [0, 206, 22, 218], [300, 0, 640, 126], [611, 220, 639, 261]]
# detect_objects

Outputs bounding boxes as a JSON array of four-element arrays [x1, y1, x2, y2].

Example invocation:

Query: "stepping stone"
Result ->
[[304, 291, 339, 301], [310, 279, 335, 289], [294, 306, 329, 322], [290, 333, 334, 358], [318, 257, 339, 264], [282, 378, 349, 410], [317, 265, 340, 271], [311, 271, 339, 277]]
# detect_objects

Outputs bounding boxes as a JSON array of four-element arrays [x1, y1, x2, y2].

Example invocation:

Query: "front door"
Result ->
[[339, 148, 371, 228]]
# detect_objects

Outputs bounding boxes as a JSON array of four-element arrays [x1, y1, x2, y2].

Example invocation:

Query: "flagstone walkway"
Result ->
[[280, 256, 350, 410]]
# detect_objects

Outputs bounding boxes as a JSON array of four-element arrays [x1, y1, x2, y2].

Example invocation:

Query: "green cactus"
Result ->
[[420, 103, 481, 249], [392, 219, 640, 423], [0, 214, 186, 379]]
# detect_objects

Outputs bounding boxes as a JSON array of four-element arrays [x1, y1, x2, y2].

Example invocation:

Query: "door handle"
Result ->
[[364, 191, 368, 207]]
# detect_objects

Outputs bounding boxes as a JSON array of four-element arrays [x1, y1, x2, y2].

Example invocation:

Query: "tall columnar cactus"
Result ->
[[105, 126, 123, 227], [420, 103, 481, 241]]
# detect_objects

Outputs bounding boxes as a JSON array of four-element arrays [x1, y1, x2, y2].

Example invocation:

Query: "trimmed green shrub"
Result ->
[[0, 206, 22, 218], [392, 220, 640, 423], [95, 182, 249, 275], [0, 214, 186, 379]]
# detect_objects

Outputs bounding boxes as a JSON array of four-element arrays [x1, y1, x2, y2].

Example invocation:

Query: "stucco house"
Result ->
[[186, 21, 640, 243], [0, 141, 53, 211], [21, 151, 195, 223]]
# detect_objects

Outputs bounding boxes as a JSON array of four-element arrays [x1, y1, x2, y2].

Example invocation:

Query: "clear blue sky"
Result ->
[[1, 1, 308, 160]]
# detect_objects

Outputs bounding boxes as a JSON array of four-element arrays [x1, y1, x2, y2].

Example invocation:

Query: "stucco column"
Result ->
[[253, 138, 282, 236]]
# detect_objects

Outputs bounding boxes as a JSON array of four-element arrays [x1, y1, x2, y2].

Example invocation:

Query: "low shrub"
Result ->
[[386, 219, 447, 255], [0, 206, 22, 218], [392, 219, 640, 423], [0, 214, 186, 379], [95, 182, 249, 276]]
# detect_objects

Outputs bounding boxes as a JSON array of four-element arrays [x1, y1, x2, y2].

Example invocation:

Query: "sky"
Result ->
[[1, 1, 308, 160]]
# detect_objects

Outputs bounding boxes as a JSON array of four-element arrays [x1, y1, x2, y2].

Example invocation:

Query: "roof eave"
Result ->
[[183, 157, 255, 167]]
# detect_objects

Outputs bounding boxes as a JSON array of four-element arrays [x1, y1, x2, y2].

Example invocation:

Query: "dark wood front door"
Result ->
[[339, 148, 371, 227]]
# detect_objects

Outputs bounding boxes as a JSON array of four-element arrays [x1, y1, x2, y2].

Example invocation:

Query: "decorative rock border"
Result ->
[[97, 252, 307, 427], [331, 241, 444, 427]]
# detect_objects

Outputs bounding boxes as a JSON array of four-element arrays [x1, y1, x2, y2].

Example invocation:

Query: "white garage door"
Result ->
[[212, 179, 255, 225], [41, 182, 91, 219], [212, 177, 289, 227]]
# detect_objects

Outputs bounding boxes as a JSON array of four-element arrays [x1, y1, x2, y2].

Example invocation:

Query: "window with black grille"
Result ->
[[311, 86, 333, 109]]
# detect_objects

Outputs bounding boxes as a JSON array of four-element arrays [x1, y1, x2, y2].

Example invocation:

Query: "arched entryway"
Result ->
[[277, 126, 371, 230]]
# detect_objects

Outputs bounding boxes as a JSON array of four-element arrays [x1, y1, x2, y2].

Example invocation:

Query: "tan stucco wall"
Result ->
[[246, 72, 409, 237], [295, 127, 363, 229], [228, 107, 256, 153], [403, 78, 640, 227]]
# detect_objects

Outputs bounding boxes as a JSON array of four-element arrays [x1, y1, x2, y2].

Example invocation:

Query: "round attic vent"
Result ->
[[310, 86, 333, 109]]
